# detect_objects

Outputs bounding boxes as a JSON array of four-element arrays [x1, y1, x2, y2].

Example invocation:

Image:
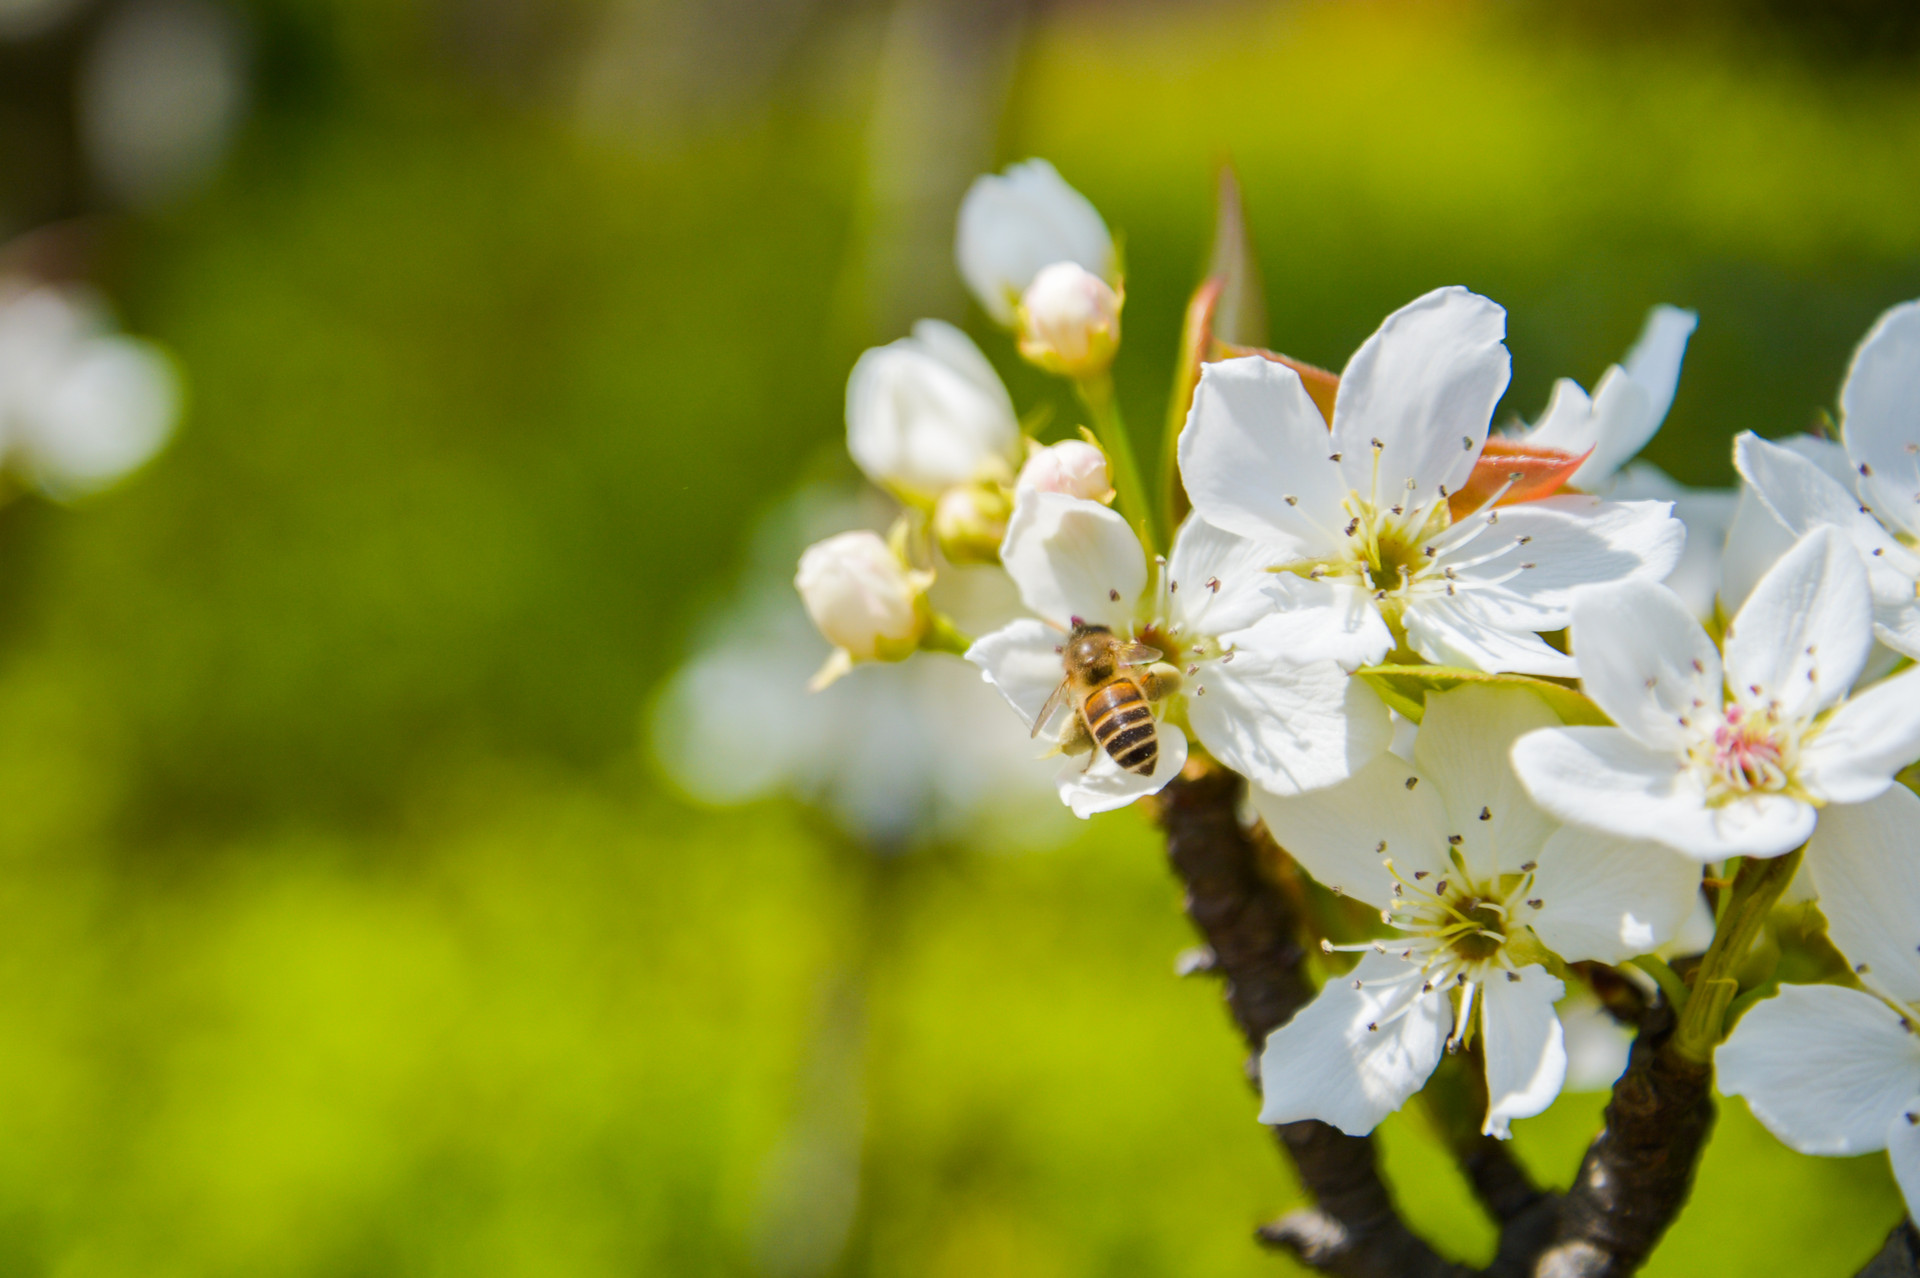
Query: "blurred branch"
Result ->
[[1858, 1219, 1920, 1278], [1153, 760, 1716, 1278]]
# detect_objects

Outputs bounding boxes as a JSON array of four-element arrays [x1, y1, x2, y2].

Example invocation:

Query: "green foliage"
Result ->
[[0, 0, 1917, 1272]]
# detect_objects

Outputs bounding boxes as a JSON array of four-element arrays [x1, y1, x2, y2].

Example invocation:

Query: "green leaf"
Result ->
[[1353, 665, 1610, 727]]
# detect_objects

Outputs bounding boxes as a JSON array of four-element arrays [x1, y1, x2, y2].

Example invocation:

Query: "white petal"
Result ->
[[1412, 684, 1559, 882], [1841, 300, 1920, 539], [1875, 602, 1920, 662], [1332, 287, 1510, 520], [1617, 306, 1697, 440], [1806, 787, 1920, 1005], [1569, 578, 1722, 752], [1055, 722, 1186, 818], [1190, 651, 1390, 797], [1519, 376, 1593, 456], [1511, 726, 1814, 860], [955, 159, 1113, 326], [1542, 305, 1696, 490], [1440, 496, 1685, 630], [1559, 992, 1632, 1093], [1000, 492, 1144, 629], [1243, 576, 1394, 669], [1736, 431, 1920, 609], [1609, 465, 1738, 621], [965, 619, 1064, 725], [1249, 752, 1452, 906], [1718, 983, 1920, 1155], [1886, 1106, 1920, 1226], [1527, 825, 1704, 964], [1177, 357, 1348, 558], [845, 322, 1019, 500], [1725, 527, 1873, 721], [1569, 367, 1655, 490], [1479, 964, 1567, 1138], [1258, 951, 1449, 1136], [1165, 516, 1290, 636], [1800, 667, 1920, 805], [1720, 482, 1799, 617], [1401, 592, 1578, 677]]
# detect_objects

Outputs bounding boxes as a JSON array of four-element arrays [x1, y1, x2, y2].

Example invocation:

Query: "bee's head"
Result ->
[[1066, 621, 1116, 680]]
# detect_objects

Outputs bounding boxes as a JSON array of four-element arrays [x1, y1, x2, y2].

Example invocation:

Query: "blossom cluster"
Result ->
[[791, 158, 1920, 1212]]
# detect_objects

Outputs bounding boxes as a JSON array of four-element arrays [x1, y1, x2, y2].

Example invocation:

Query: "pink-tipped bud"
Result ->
[[1016, 262, 1122, 379], [1017, 439, 1111, 502], [795, 530, 924, 664]]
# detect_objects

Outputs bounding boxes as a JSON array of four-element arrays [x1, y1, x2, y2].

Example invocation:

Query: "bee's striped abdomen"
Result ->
[[1084, 680, 1158, 775]]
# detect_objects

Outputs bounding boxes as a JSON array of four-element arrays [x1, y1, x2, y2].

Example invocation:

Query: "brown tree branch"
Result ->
[[1155, 760, 1714, 1278]]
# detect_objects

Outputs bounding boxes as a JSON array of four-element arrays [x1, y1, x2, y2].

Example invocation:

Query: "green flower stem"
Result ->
[[918, 611, 973, 658], [1076, 374, 1162, 556], [1671, 846, 1803, 1065], [1628, 955, 1692, 1013]]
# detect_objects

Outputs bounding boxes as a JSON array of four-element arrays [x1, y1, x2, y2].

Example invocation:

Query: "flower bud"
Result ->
[[846, 319, 1020, 505], [1017, 439, 1111, 502], [932, 481, 1013, 565], [795, 531, 926, 670], [956, 159, 1115, 327], [1015, 263, 1122, 378]]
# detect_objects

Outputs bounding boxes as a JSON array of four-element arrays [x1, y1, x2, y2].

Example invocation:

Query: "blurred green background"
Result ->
[[0, 0, 1917, 1273]]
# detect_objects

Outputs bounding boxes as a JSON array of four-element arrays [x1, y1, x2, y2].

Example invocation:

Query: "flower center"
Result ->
[[1448, 898, 1508, 963], [1693, 704, 1795, 800]]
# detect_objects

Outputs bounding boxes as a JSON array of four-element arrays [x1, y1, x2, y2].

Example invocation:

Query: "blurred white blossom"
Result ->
[[658, 488, 1068, 850], [0, 281, 179, 498], [845, 319, 1020, 505], [956, 159, 1114, 328]]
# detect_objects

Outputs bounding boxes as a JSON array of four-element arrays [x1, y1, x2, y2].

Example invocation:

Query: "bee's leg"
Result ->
[[1140, 662, 1184, 702], [1058, 714, 1095, 769]]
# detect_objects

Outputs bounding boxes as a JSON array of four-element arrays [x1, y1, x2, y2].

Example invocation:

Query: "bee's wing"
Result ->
[[1031, 678, 1072, 738], [1114, 642, 1162, 667]]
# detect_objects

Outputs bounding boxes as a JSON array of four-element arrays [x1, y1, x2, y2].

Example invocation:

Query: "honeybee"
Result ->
[[1032, 621, 1177, 775]]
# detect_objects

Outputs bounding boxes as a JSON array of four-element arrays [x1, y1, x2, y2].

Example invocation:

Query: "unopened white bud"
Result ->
[[846, 319, 1020, 505], [1017, 439, 1111, 502], [956, 159, 1115, 328], [795, 531, 926, 670], [1016, 263, 1122, 379], [932, 481, 1013, 565]]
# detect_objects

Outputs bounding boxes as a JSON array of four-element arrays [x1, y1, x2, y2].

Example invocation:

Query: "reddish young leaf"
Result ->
[[1446, 439, 1593, 520]]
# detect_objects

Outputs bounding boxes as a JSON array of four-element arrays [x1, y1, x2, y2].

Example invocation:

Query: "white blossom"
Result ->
[[1016, 261, 1121, 378], [845, 320, 1021, 504], [1735, 301, 1920, 659], [0, 281, 178, 497], [1016, 439, 1111, 502], [1254, 685, 1702, 1137], [966, 491, 1392, 817], [1512, 527, 1920, 861], [1718, 784, 1920, 1222], [1177, 287, 1683, 678], [956, 159, 1115, 328]]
